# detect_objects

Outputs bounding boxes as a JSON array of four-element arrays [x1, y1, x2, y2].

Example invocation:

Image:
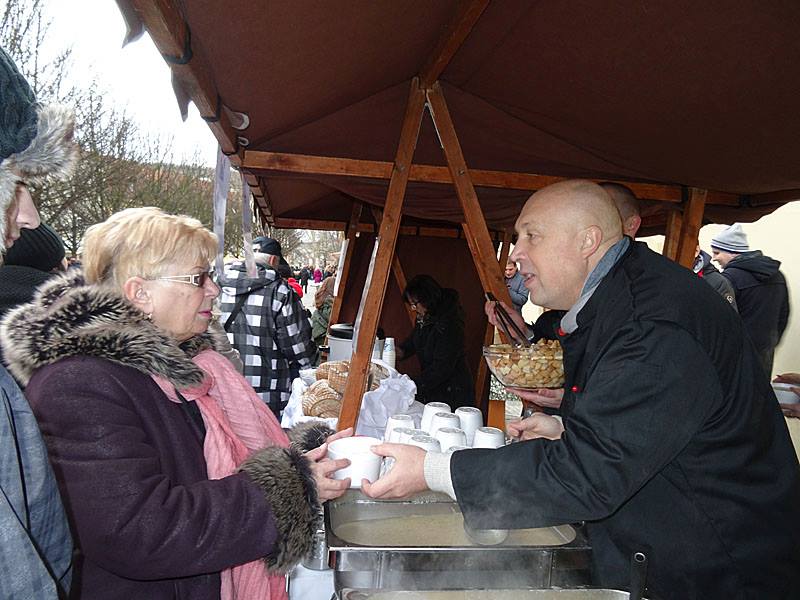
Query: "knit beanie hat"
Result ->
[[0, 47, 78, 251], [710, 223, 749, 253], [4, 222, 65, 272]]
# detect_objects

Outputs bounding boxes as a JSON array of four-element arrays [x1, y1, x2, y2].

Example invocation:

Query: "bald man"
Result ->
[[600, 181, 641, 238], [363, 180, 800, 599]]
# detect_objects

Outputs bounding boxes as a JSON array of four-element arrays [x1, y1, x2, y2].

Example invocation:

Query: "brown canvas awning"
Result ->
[[117, 0, 800, 232]]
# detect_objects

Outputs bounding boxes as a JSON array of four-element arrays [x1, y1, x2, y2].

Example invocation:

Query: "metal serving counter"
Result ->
[[339, 591, 641, 600], [325, 491, 592, 594]]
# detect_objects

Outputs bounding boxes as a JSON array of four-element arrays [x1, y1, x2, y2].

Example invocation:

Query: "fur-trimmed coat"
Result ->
[[0, 272, 332, 600]]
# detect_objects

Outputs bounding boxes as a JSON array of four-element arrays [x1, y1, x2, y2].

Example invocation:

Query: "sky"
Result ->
[[44, 0, 218, 166]]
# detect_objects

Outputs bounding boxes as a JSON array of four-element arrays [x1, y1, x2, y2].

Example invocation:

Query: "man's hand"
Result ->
[[361, 443, 428, 499], [774, 373, 800, 385], [507, 412, 564, 441], [305, 443, 351, 501], [484, 300, 529, 344], [781, 402, 800, 418], [507, 386, 564, 410]]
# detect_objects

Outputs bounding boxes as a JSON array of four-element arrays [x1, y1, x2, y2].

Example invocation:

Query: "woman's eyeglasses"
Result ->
[[155, 271, 212, 287]]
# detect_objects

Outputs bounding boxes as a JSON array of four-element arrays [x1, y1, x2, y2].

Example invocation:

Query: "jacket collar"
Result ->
[[0, 269, 224, 388], [561, 236, 631, 334]]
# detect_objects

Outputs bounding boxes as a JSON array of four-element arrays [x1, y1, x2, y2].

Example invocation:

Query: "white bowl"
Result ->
[[327, 436, 382, 488], [772, 383, 800, 404]]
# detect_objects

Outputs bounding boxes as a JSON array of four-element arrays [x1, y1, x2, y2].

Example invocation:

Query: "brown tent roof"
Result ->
[[116, 0, 800, 232]]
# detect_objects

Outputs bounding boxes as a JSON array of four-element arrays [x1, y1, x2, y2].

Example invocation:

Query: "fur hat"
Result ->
[[711, 223, 749, 253], [0, 47, 78, 251], [4, 222, 65, 272]]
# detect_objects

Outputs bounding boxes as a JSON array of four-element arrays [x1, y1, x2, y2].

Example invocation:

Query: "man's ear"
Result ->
[[122, 277, 153, 314], [579, 225, 603, 258], [268, 254, 279, 267]]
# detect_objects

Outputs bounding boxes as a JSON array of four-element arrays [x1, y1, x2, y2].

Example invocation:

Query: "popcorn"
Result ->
[[483, 340, 564, 389]]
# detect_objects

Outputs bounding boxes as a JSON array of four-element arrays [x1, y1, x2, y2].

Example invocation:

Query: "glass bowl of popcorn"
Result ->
[[482, 340, 564, 389]]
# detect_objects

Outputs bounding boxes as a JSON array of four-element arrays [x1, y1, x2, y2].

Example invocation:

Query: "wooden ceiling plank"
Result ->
[[242, 150, 743, 205], [129, 0, 239, 154], [338, 78, 427, 431], [419, 0, 491, 88]]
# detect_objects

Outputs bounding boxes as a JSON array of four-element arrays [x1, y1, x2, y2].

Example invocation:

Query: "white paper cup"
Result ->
[[445, 445, 470, 453], [409, 434, 441, 453], [434, 427, 467, 452], [773, 382, 800, 404], [328, 436, 382, 488], [472, 426, 506, 449], [420, 402, 451, 433], [429, 412, 461, 437], [384, 414, 415, 441], [455, 406, 483, 445], [395, 427, 426, 444]]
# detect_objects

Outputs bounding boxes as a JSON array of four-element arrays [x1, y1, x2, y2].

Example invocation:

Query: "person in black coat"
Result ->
[[364, 180, 800, 600], [711, 223, 789, 377], [397, 274, 474, 409]]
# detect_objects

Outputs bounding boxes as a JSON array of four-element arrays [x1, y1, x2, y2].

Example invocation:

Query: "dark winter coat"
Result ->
[[0, 271, 328, 600], [452, 242, 800, 600], [721, 251, 789, 376], [693, 250, 737, 311], [399, 288, 474, 409], [0, 364, 72, 599]]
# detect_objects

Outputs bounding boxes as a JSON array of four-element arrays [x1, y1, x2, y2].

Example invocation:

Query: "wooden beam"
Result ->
[[419, 0, 490, 87], [480, 234, 512, 427], [241, 150, 740, 205], [371, 207, 417, 328], [675, 188, 707, 268], [748, 189, 800, 206], [328, 203, 363, 328], [338, 79, 427, 431], [272, 218, 346, 231], [129, 0, 239, 154], [662, 209, 683, 261], [426, 83, 512, 310]]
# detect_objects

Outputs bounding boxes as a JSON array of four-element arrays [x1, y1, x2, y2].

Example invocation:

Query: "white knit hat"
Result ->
[[711, 223, 749, 253]]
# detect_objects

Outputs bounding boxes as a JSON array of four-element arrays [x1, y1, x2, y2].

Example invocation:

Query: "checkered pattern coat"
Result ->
[[218, 262, 318, 416]]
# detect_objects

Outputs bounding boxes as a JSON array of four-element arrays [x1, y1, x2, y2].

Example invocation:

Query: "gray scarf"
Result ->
[[560, 237, 630, 334]]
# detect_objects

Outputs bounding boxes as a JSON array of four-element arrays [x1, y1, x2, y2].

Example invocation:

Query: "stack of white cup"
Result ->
[[379, 403, 506, 477]]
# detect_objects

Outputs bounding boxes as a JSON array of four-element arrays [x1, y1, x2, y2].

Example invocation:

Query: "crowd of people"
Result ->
[[1, 43, 799, 600]]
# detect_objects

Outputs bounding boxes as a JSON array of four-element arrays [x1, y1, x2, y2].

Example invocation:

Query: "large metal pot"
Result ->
[[326, 491, 592, 595]]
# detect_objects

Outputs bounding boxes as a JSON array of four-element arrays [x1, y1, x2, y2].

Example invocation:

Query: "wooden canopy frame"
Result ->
[[123, 0, 788, 430]]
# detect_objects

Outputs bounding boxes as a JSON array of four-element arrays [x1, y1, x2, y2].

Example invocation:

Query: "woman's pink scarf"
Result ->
[[153, 349, 291, 600]]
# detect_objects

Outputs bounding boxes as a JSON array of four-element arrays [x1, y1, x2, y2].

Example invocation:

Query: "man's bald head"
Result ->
[[600, 182, 641, 238], [510, 180, 624, 310]]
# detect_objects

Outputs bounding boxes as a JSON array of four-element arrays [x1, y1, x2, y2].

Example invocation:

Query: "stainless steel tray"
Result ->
[[326, 491, 592, 593], [340, 589, 643, 599]]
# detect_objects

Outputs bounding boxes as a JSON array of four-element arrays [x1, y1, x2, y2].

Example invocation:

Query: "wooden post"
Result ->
[[675, 188, 708, 268], [662, 209, 683, 261], [371, 207, 417, 328], [329, 202, 363, 327], [482, 233, 513, 427], [337, 79, 426, 430], [425, 83, 513, 309]]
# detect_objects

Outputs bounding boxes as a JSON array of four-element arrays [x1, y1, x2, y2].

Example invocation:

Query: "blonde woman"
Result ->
[[0, 207, 351, 600]]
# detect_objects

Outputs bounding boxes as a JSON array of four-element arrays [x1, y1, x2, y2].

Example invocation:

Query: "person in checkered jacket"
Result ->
[[219, 236, 318, 417]]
